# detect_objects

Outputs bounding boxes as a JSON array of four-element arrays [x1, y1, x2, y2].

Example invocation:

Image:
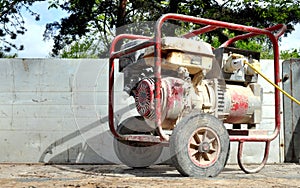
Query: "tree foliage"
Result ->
[[60, 32, 102, 58], [43, 0, 300, 58], [0, 50, 17, 58], [0, 0, 43, 53], [280, 48, 300, 60]]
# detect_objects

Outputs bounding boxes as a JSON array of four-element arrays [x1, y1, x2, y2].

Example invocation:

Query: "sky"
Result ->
[[9, 1, 300, 58], [10, 1, 68, 58]]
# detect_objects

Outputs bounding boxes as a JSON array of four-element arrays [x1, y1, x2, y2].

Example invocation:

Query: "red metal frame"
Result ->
[[109, 13, 287, 173]]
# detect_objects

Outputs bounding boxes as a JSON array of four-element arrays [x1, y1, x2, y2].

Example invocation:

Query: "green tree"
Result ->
[[60, 32, 103, 58], [0, 48, 17, 58], [280, 48, 300, 60], [44, 0, 300, 58], [0, 0, 44, 52]]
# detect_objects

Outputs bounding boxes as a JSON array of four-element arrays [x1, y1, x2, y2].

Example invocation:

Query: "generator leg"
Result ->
[[237, 141, 270, 174]]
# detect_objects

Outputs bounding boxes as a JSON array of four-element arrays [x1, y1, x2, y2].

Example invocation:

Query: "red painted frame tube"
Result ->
[[237, 141, 271, 173], [109, 34, 159, 142], [221, 24, 286, 47], [182, 25, 219, 38]]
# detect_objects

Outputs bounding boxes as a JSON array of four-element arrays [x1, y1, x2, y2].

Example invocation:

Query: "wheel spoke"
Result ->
[[209, 139, 218, 153], [202, 130, 208, 142], [201, 153, 210, 161], [197, 153, 203, 162], [207, 137, 216, 144], [190, 142, 199, 150], [208, 147, 217, 154], [190, 135, 199, 146], [195, 152, 201, 162], [193, 133, 201, 144], [192, 150, 199, 158]]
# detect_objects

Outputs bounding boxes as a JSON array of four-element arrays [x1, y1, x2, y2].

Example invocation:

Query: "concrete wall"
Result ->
[[282, 59, 300, 163], [0, 58, 283, 164]]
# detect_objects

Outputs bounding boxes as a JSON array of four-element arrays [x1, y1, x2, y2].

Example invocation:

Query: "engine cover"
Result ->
[[134, 77, 186, 121], [134, 78, 156, 120]]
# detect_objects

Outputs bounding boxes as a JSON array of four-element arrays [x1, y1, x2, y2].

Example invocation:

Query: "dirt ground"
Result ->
[[0, 163, 299, 188]]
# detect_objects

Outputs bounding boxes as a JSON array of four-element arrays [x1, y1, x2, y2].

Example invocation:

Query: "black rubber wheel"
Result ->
[[114, 116, 163, 168], [170, 112, 230, 177]]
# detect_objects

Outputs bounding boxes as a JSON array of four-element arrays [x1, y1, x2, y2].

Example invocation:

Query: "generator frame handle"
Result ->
[[109, 13, 287, 173]]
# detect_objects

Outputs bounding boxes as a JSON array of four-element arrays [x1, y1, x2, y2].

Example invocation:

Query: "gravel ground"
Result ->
[[0, 163, 299, 188]]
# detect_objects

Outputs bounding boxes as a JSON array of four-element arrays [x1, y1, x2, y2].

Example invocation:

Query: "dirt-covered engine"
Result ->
[[119, 37, 262, 130]]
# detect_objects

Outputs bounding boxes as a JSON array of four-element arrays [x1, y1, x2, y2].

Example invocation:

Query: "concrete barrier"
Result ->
[[0, 58, 282, 164]]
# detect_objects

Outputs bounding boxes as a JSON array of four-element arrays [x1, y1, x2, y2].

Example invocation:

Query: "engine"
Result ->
[[119, 37, 262, 130]]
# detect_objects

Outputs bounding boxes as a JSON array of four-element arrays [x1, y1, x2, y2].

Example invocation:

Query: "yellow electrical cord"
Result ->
[[244, 60, 300, 106]]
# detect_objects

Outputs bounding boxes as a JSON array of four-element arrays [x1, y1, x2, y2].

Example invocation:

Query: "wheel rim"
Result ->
[[188, 127, 221, 167]]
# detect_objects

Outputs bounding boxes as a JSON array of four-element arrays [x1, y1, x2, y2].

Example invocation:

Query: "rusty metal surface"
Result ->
[[224, 85, 261, 124]]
